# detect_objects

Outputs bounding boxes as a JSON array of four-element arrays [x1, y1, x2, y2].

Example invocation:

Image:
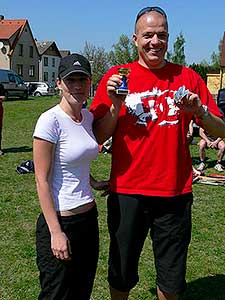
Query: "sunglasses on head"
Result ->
[[135, 6, 167, 24]]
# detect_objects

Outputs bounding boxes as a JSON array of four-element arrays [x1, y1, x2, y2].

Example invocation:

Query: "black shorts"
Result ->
[[36, 206, 99, 300], [107, 193, 193, 294]]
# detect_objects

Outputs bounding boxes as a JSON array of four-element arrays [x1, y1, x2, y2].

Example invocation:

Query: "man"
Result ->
[[0, 85, 6, 156], [197, 127, 225, 172], [90, 6, 225, 300]]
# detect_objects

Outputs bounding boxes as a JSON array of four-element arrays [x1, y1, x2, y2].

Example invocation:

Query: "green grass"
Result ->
[[0, 96, 224, 300]]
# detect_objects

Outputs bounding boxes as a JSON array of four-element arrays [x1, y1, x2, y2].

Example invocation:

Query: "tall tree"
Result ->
[[210, 39, 223, 70], [108, 34, 138, 65], [81, 42, 110, 91], [167, 32, 186, 66], [188, 63, 209, 83]]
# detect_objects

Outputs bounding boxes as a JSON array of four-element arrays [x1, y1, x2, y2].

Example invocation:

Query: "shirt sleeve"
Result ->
[[33, 111, 59, 143], [89, 66, 118, 120]]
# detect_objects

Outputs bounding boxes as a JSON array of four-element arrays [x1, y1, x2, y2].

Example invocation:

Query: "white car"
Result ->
[[26, 82, 55, 97]]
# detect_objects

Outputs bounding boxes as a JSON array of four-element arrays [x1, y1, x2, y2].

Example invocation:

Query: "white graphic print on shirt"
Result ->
[[125, 87, 180, 126]]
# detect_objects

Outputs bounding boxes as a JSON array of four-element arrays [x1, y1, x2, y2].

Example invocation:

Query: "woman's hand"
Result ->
[[51, 231, 72, 260]]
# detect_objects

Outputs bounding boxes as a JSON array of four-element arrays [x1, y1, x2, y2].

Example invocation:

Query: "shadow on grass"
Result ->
[[192, 157, 221, 168], [182, 274, 225, 300], [206, 160, 221, 168], [149, 274, 225, 300], [5, 97, 36, 102], [3, 146, 32, 153]]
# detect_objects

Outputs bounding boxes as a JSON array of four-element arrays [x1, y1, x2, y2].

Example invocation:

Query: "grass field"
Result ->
[[0, 96, 224, 300]]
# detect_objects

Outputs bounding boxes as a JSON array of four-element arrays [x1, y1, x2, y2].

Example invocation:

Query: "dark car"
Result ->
[[0, 69, 28, 100], [217, 88, 225, 116]]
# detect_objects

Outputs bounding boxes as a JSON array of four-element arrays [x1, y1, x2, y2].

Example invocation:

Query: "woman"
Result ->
[[33, 53, 108, 300]]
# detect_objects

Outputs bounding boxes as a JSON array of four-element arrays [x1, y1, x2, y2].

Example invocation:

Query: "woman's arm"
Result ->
[[33, 138, 71, 260]]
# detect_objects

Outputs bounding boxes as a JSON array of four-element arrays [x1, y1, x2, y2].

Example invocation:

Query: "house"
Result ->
[[36, 40, 61, 87], [60, 50, 71, 58], [0, 16, 39, 81], [207, 31, 225, 98]]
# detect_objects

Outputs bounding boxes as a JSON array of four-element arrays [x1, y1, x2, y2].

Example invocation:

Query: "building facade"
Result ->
[[0, 17, 39, 81], [36, 41, 61, 87]]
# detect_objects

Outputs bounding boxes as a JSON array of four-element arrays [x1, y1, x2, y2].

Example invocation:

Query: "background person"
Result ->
[[0, 85, 6, 156], [33, 53, 108, 300], [197, 127, 225, 172], [90, 6, 225, 300], [187, 120, 202, 178]]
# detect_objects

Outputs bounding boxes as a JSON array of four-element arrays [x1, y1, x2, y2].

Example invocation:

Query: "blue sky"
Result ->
[[1, 0, 225, 65]]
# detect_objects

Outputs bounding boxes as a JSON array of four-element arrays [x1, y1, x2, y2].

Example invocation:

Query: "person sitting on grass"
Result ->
[[197, 127, 225, 172]]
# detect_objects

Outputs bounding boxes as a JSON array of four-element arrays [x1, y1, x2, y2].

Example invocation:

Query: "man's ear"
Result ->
[[132, 33, 138, 47]]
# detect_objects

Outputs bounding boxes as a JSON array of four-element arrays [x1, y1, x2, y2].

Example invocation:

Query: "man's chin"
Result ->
[[146, 55, 165, 68]]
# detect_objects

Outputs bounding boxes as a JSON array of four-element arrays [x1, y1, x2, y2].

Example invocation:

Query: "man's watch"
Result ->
[[197, 105, 209, 120]]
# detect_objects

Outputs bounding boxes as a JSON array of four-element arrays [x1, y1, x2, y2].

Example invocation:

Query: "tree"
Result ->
[[210, 39, 223, 70], [108, 34, 138, 65], [167, 32, 186, 66], [188, 63, 209, 83], [81, 42, 110, 92]]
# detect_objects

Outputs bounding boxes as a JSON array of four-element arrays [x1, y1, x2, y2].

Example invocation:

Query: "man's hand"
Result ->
[[210, 140, 219, 148], [107, 74, 127, 109], [176, 92, 203, 116], [0, 96, 6, 102]]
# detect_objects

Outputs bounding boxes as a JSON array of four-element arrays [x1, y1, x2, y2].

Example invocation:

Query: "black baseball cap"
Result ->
[[58, 53, 92, 79]]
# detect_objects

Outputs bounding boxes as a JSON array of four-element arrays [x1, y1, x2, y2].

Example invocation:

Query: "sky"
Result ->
[[1, 0, 225, 65]]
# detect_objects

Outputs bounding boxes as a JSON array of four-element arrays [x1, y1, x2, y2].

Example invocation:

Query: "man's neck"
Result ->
[[138, 59, 167, 69]]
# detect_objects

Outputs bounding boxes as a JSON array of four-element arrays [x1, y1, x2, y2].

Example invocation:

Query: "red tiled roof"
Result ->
[[0, 19, 27, 41], [0, 24, 21, 39], [221, 32, 225, 67]]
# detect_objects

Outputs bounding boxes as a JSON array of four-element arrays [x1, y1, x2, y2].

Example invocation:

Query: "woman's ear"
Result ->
[[56, 78, 61, 87]]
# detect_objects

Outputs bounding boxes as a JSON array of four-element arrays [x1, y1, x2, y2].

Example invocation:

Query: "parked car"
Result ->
[[25, 82, 55, 97], [217, 88, 225, 116], [0, 69, 28, 100]]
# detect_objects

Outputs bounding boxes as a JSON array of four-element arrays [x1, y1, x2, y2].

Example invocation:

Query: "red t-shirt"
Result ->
[[90, 61, 222, 197]]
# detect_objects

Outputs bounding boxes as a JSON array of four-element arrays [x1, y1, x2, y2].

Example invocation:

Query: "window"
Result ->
[[17, 64, 23, 76], [18, 44, 23, 56], [52, 72, 55, 81], [52, 58, 55, 67], [29, 65, 35, 77], [15, 75, 24, 84], [8, 73, 16, 83], [44, 57, 48, 66], [29, 46, 34, 58], [44, 72, 48, 81]]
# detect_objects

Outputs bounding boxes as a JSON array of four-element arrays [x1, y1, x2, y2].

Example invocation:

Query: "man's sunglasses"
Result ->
[[135, 6, 167, 24]]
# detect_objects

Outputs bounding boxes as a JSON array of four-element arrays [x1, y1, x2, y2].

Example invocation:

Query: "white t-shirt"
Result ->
[[33, 105, 99, 211]]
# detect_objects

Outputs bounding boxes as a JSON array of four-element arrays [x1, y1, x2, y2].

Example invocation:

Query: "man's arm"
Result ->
[[93, 103, 122, 144], [177, 93, 225, 138], [93, 74, 125, 144], [195, 107, 225, 138]]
